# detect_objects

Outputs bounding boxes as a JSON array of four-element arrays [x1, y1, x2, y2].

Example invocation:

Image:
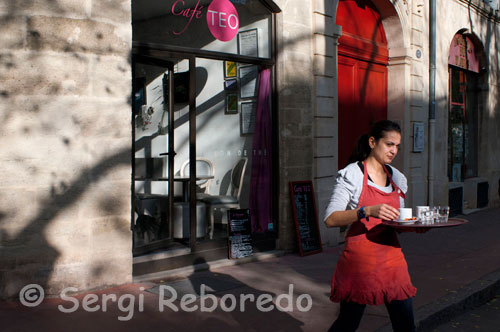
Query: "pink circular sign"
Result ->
[[206, 0, 239, 42]]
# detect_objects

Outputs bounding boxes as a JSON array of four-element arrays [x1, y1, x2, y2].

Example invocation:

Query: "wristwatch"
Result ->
[[357, 206, 367, 220]]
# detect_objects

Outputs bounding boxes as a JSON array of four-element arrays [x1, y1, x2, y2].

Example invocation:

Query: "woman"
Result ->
[[324, 120, 419, 332]]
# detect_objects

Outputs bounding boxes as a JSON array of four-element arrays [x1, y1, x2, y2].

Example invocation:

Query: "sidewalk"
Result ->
[[1, 207, 500, 331]]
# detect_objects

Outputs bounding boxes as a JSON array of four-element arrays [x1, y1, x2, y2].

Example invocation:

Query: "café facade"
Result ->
[[1, 0, 500, 297]]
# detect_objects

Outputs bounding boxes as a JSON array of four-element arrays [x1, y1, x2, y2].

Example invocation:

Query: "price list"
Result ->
[[228, 209, 253, 259]]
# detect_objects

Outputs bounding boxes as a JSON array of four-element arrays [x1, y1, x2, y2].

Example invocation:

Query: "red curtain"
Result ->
[[249, 68, 272, 233]]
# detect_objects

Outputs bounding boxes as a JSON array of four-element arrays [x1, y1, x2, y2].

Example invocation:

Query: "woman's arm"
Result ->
[[324, 208, 361, 227], [324, 204, 400, 227]]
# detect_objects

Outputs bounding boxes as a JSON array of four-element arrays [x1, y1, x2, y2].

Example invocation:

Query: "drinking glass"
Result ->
[[422, 210, 434, 224], [438, 206, 450, 223], [416, 206, 430, 220], [432, 206, 441, 223]]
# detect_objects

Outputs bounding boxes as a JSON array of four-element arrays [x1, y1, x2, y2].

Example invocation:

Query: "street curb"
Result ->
[[376, 268, 500, 332]]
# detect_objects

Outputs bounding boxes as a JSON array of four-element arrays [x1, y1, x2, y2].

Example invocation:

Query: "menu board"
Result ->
[[289, 181, 322, 256], [227, 209, 253, 259]]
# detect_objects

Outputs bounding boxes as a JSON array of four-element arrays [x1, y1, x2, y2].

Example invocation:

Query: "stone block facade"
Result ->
[[0, 0, 499, 298], [279, 0, 500, 251], [275, 0, 315, 252], [0, 0, 132, 298]]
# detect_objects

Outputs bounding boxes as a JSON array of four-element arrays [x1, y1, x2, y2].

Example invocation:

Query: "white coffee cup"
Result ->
[[398, 208, 412, 221], [416, 206, 430, 219]]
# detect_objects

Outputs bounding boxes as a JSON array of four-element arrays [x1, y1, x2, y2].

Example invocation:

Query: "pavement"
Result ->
[[1, 207, 500, 331], [431, 292, 500, 331]]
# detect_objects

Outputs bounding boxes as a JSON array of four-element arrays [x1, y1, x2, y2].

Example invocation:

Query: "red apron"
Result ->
[[330, 161, 417, 305]]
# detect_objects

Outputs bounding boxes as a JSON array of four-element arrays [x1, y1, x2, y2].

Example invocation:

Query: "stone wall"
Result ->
[[275, 0, 316, 251], [0, 0, 132, 298], [407, 0, 429, 209], [433, 0, 500, 209]]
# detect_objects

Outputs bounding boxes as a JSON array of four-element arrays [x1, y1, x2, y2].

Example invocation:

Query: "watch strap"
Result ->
[[357, 206, 368, 221]]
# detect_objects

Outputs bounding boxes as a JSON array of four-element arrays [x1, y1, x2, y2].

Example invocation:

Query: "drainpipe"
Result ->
[[428, 0, 436, 206]]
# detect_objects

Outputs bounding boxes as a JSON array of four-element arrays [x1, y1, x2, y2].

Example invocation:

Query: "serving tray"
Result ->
[[382, 217, 468, 229]]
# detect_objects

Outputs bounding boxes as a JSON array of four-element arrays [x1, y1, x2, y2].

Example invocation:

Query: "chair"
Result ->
[[180, 157, 214, 198], [199, 157, 248, 239], [172, 158, 214, 238]]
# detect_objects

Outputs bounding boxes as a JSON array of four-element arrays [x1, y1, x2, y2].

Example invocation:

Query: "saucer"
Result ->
[[394, 217, 419, 224]]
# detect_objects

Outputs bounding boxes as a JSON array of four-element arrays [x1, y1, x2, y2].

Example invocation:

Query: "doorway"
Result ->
[[336, 0, 389, 169], [132, 53, 203, 255]]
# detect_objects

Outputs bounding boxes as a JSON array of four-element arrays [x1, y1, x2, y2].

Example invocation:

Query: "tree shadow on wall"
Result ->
[[0, 148, 131, 299], [0, 0, 137, 300]]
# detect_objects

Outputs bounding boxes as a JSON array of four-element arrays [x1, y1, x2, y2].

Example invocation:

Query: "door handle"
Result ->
[[159, 152, 177, 156]]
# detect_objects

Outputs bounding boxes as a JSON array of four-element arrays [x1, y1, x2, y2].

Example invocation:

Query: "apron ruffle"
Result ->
[[330, 265, 417, 305]]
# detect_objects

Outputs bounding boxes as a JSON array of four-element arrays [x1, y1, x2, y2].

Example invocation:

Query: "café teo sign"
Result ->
[[172, 0, 240, 42]]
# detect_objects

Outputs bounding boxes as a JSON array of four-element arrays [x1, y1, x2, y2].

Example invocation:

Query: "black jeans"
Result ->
[[328, 298, 416, 332]]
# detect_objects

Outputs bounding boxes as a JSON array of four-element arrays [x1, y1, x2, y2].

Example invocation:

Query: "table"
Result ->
[[157, 176, 214, 202]]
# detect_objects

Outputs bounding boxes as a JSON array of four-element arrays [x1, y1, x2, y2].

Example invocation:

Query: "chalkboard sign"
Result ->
[[227, 209, 253, 259], [289, 181, 322, 256]]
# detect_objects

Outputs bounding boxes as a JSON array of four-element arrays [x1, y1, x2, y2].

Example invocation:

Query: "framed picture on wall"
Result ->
[[240, 102, 256, 135], [238, 29, 258, 57], [226, 94, 238, 114], [239, 65, 258, 99], [224, 61, 237, 78], [224, 78, 238, 92]]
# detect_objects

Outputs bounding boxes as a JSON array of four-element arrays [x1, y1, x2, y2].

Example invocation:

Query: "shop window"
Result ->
[[448, 33, 483, 182], [169, 59, 274, 237], [131, 0, 279, 261]]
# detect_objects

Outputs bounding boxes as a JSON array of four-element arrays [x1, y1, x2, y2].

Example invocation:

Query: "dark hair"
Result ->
[[348, 120, 401, 163]]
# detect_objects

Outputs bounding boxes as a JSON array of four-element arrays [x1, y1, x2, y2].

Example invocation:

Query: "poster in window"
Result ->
[[240, 102, 256, 135], [224, 61, 237, 78], [238, 29, 258, 57], [239, 65, 258, 99], [226, 94, 238, 114]]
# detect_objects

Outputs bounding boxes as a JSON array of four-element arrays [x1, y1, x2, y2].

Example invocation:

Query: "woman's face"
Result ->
[[368, 131, 401, 165]]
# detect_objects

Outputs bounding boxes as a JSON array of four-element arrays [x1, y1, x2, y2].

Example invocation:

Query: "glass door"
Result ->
[[132, 54, 198, 255]]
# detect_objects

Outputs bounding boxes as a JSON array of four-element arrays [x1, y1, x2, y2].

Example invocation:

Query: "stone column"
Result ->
[[275, 0, 315, 251], [313, 0, 342, 246]]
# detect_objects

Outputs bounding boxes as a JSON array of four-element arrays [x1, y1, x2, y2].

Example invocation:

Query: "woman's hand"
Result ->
[[366, 204, 400, 221]]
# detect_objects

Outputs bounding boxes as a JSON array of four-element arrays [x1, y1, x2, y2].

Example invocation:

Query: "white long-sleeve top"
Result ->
[[323, 162, 408, 221]]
